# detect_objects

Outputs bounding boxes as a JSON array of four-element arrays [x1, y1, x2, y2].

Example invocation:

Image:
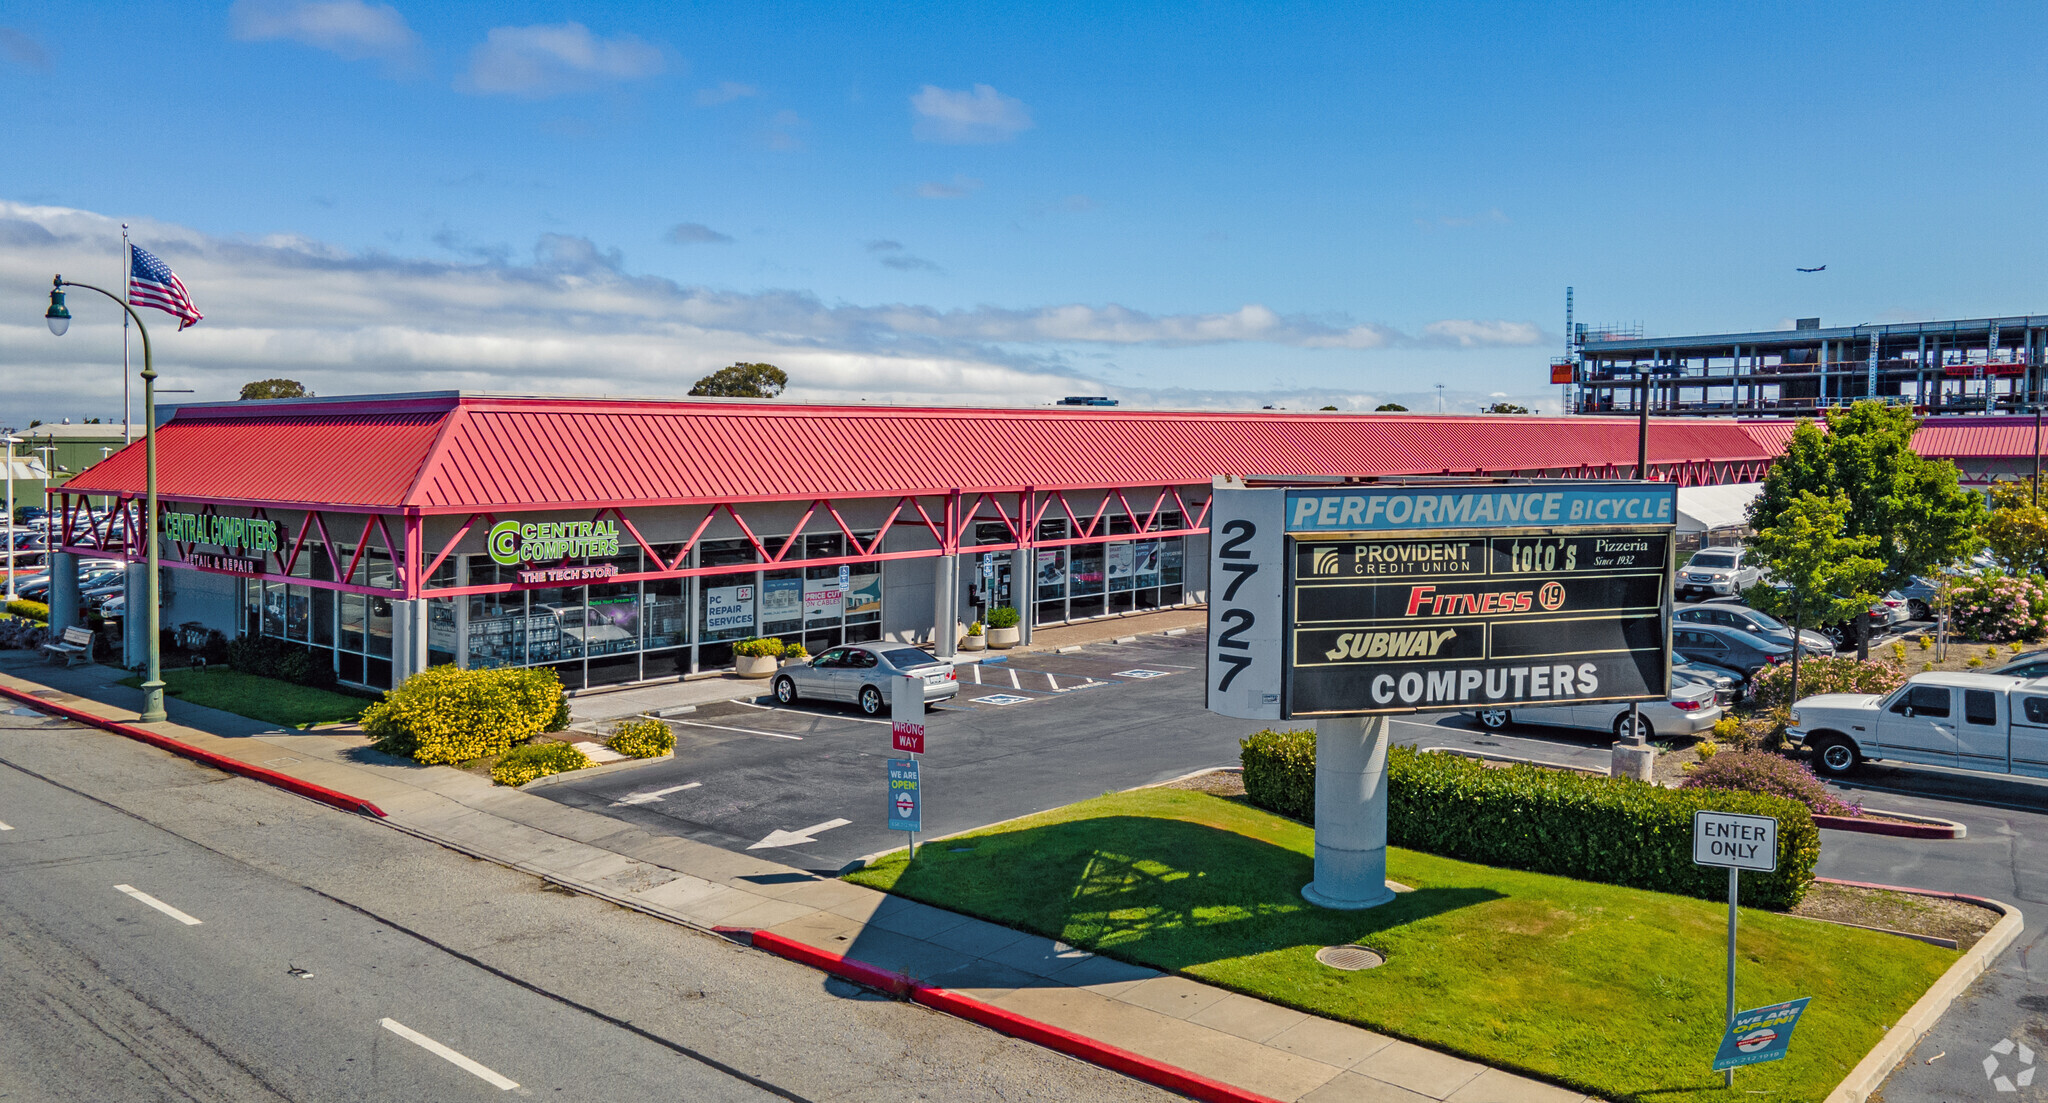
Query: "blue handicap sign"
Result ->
[[1713, 998, 1811, 1071], [887, 758, 921, 832]]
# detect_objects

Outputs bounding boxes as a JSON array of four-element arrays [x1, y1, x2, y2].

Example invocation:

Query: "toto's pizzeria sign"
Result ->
[[1206, 478, 1677, 720], [487, 519, 621, 566]]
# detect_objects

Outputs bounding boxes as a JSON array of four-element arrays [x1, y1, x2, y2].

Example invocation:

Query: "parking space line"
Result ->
[[672, 719, 803, 741], [1008, 668, 1020, 690], [379, 1018, 520, 1091], [114, 884, 203, 926], [0, 819, 12, 830], [1045, 672, 1060, 691]]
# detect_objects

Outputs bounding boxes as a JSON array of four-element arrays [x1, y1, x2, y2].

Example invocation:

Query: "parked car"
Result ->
[[1675, 547, 1763, 601], [1674, 604, 1833, 657], [1470, 674, 1721, 741], [1897, 575, 1943, 621], [1671, 623, 1791, 679], [772, 642, 960, 716], [1992, 650, 2048, 680], [1787, 670, 2048, 779], [1673, 659, 1744, 706]]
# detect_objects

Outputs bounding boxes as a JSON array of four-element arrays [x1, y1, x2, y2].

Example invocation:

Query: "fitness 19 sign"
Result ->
[[1205, 479, 1676, 720], [487, 519, 622, 567]]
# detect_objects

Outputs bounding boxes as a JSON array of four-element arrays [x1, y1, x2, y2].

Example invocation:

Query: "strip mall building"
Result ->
[[49, 392, 1803, 694]]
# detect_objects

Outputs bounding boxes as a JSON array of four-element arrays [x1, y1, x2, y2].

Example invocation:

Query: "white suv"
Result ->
[[1678, 547, 1761, 600]]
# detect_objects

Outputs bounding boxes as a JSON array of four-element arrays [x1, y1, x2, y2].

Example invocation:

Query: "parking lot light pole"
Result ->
[[46, 275, 166, 723], [3, 434, 19, 600]]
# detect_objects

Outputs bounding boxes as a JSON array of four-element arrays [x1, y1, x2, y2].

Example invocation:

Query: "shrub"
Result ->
[[1240, 728, 1316, 821], [967, 621, 985, 636], [1890, 640, 1907, 663], [1694, 739, 1721, 761], [986, 606, 1021, 629], [1681, 750, 1861, 818], [1241, 737, 1817, 908], [733, 636, 785, 658], [202, 629, 231, 665], [608, 717, 674, 758], [1751, 654, 1908, 709], [1917, 634, 1931, 650], [1716, 708, 1790, 752], [1968, 657, 1985, 668], [490, 741, 591, 786], [224, 635, 338, 688], [0, 616, 49, 650], [1941, 569, 2048, 642], [784, 641, 809, 660], [5, 598, 48, 623], [364, 665, 568, 764]]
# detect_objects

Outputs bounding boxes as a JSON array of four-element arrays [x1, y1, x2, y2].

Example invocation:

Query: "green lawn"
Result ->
[[120, 668, 370, 729], [848, 789, 1953, 1103]]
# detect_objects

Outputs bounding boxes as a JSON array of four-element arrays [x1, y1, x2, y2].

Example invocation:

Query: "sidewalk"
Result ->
[[0, 650, 1587, 1103]]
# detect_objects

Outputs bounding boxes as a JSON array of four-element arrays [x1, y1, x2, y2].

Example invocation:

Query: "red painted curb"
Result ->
[[1812, 813, 1958, 839], [747, 930, 1283, 1103], [0, 683, 387, 818]]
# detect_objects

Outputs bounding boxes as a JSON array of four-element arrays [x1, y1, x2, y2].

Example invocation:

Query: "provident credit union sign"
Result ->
[[1206, 478, 1677, 720]]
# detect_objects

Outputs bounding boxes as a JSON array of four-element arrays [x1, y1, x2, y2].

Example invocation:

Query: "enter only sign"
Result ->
[[1693, 811, 1778, 872]]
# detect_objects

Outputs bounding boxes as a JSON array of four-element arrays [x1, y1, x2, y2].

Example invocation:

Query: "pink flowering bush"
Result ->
[[1751, 655, 1908, 710], [1681, 750, 1862, 817], [1941, 570, 2048, 642]]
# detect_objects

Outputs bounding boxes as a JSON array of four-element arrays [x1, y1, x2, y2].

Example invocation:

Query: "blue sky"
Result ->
[[6, 1, 2048, 420]]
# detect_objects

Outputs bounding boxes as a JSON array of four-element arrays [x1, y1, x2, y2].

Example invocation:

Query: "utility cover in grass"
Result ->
[[847, 788, 1953, 1103]]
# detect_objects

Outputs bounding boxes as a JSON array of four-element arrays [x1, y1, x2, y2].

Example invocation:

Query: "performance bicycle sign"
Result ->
[[1206, 478, 1677, 720]]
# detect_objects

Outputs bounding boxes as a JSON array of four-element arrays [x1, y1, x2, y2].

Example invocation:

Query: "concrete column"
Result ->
[[933, 553, 959, 659], [412, 597, 429, 675], [48, 551, 80, 631], [123, 561, 148, 668], [389, 602, 413, 684], [1302, 715, 1398, 911]]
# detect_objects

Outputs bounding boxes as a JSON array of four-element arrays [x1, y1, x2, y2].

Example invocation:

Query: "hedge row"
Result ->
[[365, 665, 570, 765], [5, 598, 48, 623], [1240, 729, 1818, 909]]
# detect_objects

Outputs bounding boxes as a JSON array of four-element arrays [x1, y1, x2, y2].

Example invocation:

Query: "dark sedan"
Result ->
[[1675, 603, 1833, 657], [1671, 623, 1791, 679]]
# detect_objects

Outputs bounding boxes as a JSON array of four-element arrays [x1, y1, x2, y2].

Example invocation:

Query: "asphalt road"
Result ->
[[0, 706, 1170, 1103], [536, 634, 1269, 872]]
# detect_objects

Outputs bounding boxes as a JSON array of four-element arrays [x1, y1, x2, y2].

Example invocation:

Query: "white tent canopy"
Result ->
[[1676, 482, 1762, 536]]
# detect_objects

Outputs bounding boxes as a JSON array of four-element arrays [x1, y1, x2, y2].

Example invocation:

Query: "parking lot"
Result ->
[[534, 633, 1269, 873]]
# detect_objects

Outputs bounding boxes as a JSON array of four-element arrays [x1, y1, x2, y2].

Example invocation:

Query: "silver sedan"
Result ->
[[771, 642, 960, 716], [1468, 675, 1721, 741]]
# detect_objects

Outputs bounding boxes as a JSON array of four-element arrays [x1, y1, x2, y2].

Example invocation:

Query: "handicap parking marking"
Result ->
[[972, 693, 1033, 706], [1113, 669, 1173, 679]]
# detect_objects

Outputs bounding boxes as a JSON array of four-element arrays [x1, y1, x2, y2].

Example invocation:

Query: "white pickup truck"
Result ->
[[1785, 671, 2048, 780]]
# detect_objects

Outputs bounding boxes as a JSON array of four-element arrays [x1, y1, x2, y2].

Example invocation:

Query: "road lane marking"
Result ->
[[748, 817, 854, 850], [671, 720, 802, 741], [0, 820, 12, 830], [1008, 668, 1020, 690], [379, 1018, 520, 1091], [969, 665, 982, 684], [1045, 672, 1061, 691], [611, 782, 700, 806], [114, 885, 202, 926]]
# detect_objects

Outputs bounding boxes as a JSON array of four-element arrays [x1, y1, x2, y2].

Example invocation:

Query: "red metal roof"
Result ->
[[62, 394, 1783, 512]]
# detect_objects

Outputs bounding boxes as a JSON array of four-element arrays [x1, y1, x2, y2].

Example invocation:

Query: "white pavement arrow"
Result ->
[[748, 818, 852, 850], [611, 782, 700, 807]]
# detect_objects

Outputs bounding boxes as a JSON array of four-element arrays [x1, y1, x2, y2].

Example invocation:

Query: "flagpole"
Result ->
[[120, 225, 132, 447]]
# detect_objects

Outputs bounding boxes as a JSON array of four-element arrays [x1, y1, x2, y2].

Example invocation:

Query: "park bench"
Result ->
[[40, 625, 94, 667]]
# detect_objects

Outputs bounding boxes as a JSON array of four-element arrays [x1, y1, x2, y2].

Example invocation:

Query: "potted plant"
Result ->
[[782, 641, 810, 665], [732, 636, 785, 678], [961, 620, 987, 652], [986, 606, 1021, 649]]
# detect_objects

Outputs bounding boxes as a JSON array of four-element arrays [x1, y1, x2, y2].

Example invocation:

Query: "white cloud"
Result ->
[[461, 22, 664, 99], [0, 201, 1537, 421], [1420, 319, 1545, 348], [229, 0, 420, 74], [665, 222, 733, 245], [693, 81, 757, 106], [915, 175, 982, 200], [910, 83, 1033, 144]]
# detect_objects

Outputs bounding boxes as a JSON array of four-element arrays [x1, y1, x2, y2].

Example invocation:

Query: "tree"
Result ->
[[1374, 402, 1407, 412], [689, 362, 787, 398], [1319, 405, 1339, 411], [1484, 402, 1530, 414], [1981, 478, 2048, 576], [1747, 401, 1984, 657], [1742, 491, 1885, 704], [241, 378, 310, 400]]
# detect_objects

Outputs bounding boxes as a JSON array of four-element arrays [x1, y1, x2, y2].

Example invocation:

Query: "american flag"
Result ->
[[128, 244, 203, 330]]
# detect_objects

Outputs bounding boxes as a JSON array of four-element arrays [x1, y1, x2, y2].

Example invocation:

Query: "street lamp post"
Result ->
[[3, 434, 19, 601], [45, 275, 166, 723]]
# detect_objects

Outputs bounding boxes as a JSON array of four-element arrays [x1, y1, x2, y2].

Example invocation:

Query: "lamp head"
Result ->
[[44, 277, 69, 337]]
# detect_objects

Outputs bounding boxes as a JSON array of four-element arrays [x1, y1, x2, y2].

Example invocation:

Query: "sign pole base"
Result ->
[[1302, 715, 1398, 911]]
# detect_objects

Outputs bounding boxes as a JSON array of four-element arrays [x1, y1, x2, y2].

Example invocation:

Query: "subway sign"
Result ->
[[1206, 479, 1676, 720]]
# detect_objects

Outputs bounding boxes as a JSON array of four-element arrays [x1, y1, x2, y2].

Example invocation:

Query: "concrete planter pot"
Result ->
[[988, 626, 1020, 649], [959, 634, 988, 652], [734, 654, 779, 679]]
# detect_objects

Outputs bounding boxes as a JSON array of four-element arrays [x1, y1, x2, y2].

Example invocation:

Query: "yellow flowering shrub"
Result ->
[[490, 741, 591, 786], [364, 665, 567, 764], [607, 718, 674, 759]]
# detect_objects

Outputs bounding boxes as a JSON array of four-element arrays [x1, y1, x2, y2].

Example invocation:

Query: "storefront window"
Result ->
[[366, 595, 393, 658], [426, 597, 458, 669], [467, 590, 526, 669], [644, 578, 686, 649], [311, 587, 335, 647], [525, 587, 574, 665], [760, 568, 804, 639], [340, 592, 365, 653]]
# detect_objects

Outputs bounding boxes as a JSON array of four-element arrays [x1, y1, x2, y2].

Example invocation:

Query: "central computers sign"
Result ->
[[1206, 479, 1676, 720]]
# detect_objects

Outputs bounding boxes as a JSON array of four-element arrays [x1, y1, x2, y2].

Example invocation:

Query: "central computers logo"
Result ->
[[487, 519, 621, 566], [1987, 1037, 2036, 1092]]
